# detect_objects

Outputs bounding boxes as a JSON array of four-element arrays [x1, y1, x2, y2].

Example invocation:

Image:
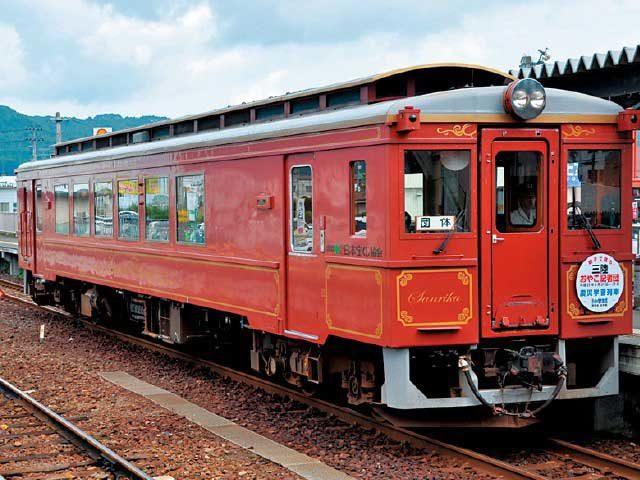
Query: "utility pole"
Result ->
[[55, 111, 62, 144], [25, 127, 43, 162]]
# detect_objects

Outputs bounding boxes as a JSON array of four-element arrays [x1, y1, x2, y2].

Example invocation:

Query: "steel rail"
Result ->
[[3, 286, 639, 479], [0, 375, 154, 480], [547, 437, 640, 479]]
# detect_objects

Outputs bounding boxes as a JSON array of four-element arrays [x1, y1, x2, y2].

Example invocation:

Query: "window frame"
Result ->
[[54, 183, 70, 235], [116, 178, 140, 242], [289, 164, 314, 253], [349, 160, 367, 237], [400, 146, 475, 239], [93, 180, 114, 238], [175, 172, 206, 246], [144, 176, 170, 243]]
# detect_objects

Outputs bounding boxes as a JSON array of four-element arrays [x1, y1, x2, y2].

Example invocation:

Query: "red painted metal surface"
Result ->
[[16, 114, 635, 350]]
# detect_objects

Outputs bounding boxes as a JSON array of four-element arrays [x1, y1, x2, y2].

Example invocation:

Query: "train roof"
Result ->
[[52, 63, 512, 154], [17, 86, 622, 174]]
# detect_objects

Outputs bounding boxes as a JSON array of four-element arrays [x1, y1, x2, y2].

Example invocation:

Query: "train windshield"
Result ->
[[567, 150, 621, 229], [403, 150, 470, 233]]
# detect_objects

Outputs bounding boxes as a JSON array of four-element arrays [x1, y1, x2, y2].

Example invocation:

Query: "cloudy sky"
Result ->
[[1, 0, 639, 119]]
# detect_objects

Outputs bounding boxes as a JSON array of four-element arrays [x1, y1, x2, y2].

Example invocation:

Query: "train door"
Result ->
[[480, 129, 559, 338], [285, 153, 323, 342], [17, 181, 36, 271]]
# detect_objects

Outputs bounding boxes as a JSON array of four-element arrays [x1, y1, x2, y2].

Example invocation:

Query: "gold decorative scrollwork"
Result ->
[[374, 271, 382, 286], [615, 300, 626, 314], [398, 272, 413, 287], [325, 267, 332, 280], [399, 310, 414, 323], [375, 322, 383, 337], [563, 125, 596, 138], [457, 271, 470, 286], [326, 314, 333, 328], [568, 302, 581, 317], [436, 124, 476, 137], [457, 307, 471, 322]]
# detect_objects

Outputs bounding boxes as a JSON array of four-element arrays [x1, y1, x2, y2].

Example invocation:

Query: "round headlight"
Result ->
[[503, 78, 546, 120]]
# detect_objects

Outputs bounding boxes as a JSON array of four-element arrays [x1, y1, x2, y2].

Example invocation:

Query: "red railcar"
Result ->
[[16, 64, 640, 412]]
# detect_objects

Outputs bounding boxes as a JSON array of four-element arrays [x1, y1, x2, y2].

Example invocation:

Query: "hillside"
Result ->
[[0, 106, 167, 174]]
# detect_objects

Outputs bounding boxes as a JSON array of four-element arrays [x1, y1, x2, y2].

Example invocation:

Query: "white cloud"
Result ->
[[4, 0, 640, 119], [0, 24, 28, 90]]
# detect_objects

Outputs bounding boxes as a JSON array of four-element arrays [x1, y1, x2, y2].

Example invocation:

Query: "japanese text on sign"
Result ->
[[576, 254, 624, 313]]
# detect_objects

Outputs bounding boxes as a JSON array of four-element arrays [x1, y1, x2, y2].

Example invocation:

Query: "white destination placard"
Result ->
[[576, 253, 624, 313], [416, 215, 455, 232]]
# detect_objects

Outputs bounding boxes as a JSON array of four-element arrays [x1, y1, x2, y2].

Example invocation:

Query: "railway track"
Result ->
[[1, 279, 639, 480], [0, 374, 153, 479]]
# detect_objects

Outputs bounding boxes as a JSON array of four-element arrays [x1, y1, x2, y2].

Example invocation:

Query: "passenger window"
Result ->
[[73, 183, 90, 236], [567, 150, 621, 229], [118, 179, 139, 240], [495, 151, 541, 233], [35, 184, 43, 233], [176, 175, 205, 244], [404, 150, 470, 233], [291, 166, 313, 252], [94, 181, 113, 237], [145, 177, 169, 242], [350, 161, 366, 236], [54, 184, 69, 234]]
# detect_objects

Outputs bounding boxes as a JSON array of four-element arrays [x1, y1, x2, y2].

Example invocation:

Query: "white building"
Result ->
[[0, 176, 17, 213]]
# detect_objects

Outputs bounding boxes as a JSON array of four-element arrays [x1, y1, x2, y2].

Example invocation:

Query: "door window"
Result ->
[[495, 151, 541, 232], [350, 161, 366, 236], [35, 184, 43, 233], [404, 150, 470, 233], [291, 166, 313, 252]]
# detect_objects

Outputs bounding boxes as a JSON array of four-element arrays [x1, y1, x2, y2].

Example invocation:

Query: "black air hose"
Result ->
[[459, 356, 567, 418]]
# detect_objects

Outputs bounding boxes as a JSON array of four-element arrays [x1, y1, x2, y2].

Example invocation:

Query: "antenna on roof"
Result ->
[[519, 48, 551, 69]]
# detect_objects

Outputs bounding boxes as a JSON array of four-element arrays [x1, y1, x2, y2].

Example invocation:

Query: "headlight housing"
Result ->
[[503, 78, 546, 120]]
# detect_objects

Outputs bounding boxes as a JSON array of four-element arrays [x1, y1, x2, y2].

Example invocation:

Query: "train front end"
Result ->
[[383, 80, 639, 413]]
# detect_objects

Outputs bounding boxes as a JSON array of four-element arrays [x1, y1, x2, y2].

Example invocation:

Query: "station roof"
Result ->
[[510, 45, 640, 108], [52, 63, 513, 156]]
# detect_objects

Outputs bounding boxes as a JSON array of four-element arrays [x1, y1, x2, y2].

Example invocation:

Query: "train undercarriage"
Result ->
[[30, 275, 618, 414]]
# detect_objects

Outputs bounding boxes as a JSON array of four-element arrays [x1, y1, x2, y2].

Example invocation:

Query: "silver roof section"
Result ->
[[510, 45, 640, 79], [17, 87, 622, 173]]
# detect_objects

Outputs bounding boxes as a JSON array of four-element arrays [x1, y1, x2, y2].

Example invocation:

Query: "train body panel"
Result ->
[[15, 72, 640, 410]]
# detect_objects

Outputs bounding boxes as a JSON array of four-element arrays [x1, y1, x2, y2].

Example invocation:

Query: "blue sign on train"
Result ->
[[567, 162, 581, 188]]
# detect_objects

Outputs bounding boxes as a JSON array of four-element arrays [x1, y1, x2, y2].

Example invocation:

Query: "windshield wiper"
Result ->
[[433, 208, 466, 255], [578, 212, 601, 250]]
